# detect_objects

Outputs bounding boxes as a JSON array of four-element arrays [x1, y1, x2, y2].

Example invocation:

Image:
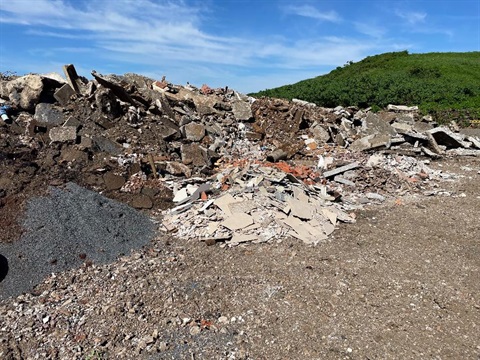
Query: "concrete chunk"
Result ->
[[34, 103, 65, 126], [181, 122, 205, 142], [231, 100, 253, 121], [49, 126, 77, 142]]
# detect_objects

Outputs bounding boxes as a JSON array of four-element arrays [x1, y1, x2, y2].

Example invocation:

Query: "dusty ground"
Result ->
[[0, 156, 479, 360]]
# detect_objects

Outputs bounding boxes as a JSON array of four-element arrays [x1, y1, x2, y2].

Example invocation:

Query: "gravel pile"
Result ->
[[0, 182, 155, 300]]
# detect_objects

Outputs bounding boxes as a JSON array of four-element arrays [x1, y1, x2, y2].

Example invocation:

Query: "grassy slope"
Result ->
[[250, 51, 480, 121]]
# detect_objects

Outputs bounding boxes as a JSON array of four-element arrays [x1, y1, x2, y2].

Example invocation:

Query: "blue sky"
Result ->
[[0, 0, 479, 93]]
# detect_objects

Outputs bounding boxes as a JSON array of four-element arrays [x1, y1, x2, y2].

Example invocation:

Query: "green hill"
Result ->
[[250, 51, 480, 123]]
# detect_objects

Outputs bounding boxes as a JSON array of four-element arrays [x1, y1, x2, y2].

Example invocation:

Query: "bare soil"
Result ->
[[0, 156, 479, 359]]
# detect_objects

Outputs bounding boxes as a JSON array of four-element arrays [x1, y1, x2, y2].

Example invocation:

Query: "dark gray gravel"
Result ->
[[0, 182, 155, 300]]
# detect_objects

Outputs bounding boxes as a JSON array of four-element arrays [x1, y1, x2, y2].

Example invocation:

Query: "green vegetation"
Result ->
[[250, 51, 480, 122]]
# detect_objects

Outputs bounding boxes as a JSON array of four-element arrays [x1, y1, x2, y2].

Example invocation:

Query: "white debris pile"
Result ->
[[161, 162, 356, 246], [160, 152, 456, 247]]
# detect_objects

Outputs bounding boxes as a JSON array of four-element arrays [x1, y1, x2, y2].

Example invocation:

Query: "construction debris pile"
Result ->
[[1, 65, 479, 245]]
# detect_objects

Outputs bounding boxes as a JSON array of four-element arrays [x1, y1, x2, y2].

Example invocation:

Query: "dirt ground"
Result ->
[[0, 156, 479, 360]]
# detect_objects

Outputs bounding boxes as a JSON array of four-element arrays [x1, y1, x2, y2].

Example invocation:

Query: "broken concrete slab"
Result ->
[[221, 213, 254, 231], [228, 200, 256, 214], [387, 104, 419, 112], [350, 134, 391, 152], [54, 83, 76, 106], [421, 146, 442, 159], [310, 124, 331, 143], [425, 132, 444, 154], [391, 122, 413, 133], [366, 192, 386, 202], [428, 127, 470, 148], [91, 70, 137, 105], [321, 208, 337, 225], [173, 188, 189, 203], [63, 64, 86, 94], [466, 136, 480, 149], [334, 176, 355, 187], [287, 198, 314, 220], [446, 148, 480, 156], [229, 233, 258, 245], [413, 122, 434, 133], [323, 162, 360, 178], [363, 112, 397, 137]]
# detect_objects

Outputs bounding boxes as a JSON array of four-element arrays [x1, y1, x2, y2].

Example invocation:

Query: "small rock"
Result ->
[[103, 172, 126, 191], [189, 325, 201, 336], [218, 316, 229, 324]]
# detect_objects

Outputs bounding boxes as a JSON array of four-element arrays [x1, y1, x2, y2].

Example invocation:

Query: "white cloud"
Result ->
[[0, 0, 408, 92], [283, 4, 342, 22], [395, 9, 427, 25], [354, 22, 386, 39]]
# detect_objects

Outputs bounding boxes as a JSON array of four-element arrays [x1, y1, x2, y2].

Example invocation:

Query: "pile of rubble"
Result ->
[[1, 64, 479, 245]]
